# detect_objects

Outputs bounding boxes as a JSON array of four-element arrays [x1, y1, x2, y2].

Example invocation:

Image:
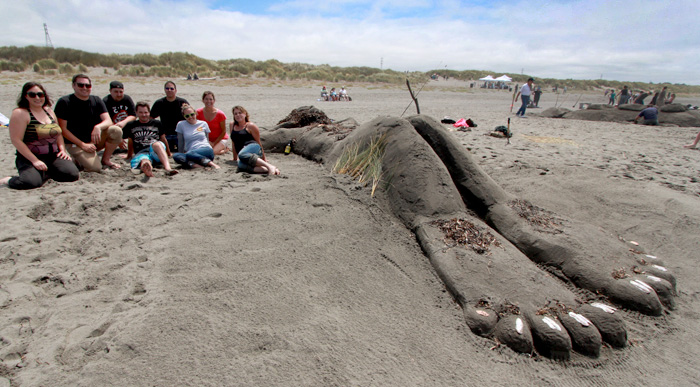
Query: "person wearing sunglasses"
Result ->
[[1, 82, 79, 189], [172, 104, 220, 169], [54, 74, 122, 171], [150, 80, 189, 153]]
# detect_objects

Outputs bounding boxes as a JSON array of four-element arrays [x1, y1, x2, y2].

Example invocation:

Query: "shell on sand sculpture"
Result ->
[[262, 108, 677, 360]]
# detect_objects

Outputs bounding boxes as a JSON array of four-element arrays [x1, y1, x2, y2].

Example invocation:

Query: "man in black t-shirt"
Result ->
[[123, 102, 177, 177], [104, 81, 136, 154], [150, 80, 188, 152], [55, 74, 121, 171]]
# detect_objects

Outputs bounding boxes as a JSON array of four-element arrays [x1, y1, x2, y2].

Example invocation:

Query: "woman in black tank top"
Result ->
[[1, 82, 79, 189], [230, 105, 280, 175]]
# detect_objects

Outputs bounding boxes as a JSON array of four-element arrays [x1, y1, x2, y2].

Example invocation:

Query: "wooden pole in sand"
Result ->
[[406, 79, 420, 114]]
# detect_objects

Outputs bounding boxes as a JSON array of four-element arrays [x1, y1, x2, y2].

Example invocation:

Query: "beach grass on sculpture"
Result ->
[[333, 132, 389, 197]]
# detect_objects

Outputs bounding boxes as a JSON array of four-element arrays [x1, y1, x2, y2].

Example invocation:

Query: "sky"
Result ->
[[1, 0, 698, 85]]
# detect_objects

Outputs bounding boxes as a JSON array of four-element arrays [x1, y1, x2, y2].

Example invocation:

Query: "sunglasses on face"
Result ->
[[27, 91, 45, 98], [76, 82, 92, 89], [184, 113, 196, 119], [165, 87, 175, 91]]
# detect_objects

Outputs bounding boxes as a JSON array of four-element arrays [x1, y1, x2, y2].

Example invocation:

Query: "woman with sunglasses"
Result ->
[[197, 91, 230, 155], [230, 105, 280, 175], [172, 104, 220, 169], [1, 82, 79, 189]]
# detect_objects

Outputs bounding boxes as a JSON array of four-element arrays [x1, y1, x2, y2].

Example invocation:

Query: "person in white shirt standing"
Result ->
[[514, 77, 534, 117]]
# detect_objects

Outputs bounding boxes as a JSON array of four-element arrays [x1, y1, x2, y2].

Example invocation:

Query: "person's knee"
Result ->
[[80, 158, 102, 172], [172, 153, 186, 164], [20, 175, 44, 189], [104, 126, 123, 144]]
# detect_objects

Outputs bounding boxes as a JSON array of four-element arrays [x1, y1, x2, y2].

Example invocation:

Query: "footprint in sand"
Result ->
[[265, 111, 677, 360]]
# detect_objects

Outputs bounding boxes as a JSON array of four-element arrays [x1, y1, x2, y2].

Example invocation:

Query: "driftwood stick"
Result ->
[[406, 78, 420, 114]]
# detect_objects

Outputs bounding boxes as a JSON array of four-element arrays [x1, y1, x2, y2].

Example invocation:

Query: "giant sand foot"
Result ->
[[407, 115, 676, 317], [323, 117, 637, 359], [262, 111, 675, 359]]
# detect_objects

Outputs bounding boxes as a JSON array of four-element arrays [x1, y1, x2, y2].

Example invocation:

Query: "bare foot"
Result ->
[[267, 165, 281, 175], [103, 161, 121, 169], [208, 162, 221, 169], [140, 160, 154, 177], [0, 176, 10, 186], [684, 144, 697, 149], [165, 169, 179, 176]]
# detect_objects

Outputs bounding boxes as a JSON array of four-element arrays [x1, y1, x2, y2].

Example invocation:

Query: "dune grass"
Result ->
[[2, 45, 697, 92], [332, 133, 389, 197]]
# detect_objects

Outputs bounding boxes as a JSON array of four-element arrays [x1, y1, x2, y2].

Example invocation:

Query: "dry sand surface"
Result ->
[[1, 72, 700, 386]]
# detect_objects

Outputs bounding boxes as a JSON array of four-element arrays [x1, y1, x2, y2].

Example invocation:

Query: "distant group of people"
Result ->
[[605, 86, 676, 107], [320, 86, 350, 101], [1, 75, 280, 190]]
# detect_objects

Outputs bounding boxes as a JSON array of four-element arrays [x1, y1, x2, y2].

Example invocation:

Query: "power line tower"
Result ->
[[44, 23, 54, 49]]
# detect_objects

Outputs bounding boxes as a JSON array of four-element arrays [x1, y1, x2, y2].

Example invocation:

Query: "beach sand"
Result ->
[[1, 72, 700, 386]]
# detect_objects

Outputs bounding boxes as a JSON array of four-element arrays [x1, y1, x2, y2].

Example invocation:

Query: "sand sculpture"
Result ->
[[539, 103, 700, 127], [264, 107, 677, 360]]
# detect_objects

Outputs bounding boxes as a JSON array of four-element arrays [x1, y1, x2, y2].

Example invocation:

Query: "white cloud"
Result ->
[[0, 0, 697, 84]]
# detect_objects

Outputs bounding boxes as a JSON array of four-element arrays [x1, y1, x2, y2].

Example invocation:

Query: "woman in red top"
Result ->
[[196, 91, 229, 155]]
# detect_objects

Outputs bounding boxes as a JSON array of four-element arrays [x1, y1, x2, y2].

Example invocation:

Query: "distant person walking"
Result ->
[[533, 86, 542, 107], [618, 86, 631, 105], [514, 78, 534, 117], [608, 89, 616, 105]]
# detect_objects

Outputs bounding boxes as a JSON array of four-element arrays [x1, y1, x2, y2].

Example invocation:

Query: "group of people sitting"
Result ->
[[320, 86, 350, 101], [1, 75, 280, 190], [606, 86, 676, 107]]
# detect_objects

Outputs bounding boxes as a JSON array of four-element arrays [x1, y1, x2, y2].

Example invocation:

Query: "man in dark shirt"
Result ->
[[634, 104, 659, 126], [123, 102, 177, 177], [104, 81, 136, 155], [150, 80, 188, 152], [55, 74, 121, 171]]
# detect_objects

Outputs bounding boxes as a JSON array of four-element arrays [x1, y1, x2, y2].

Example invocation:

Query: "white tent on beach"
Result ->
[[479, 75, 510, 89]]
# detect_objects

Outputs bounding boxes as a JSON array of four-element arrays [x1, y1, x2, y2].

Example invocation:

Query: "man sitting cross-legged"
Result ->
[[122, 102, 178, 177]]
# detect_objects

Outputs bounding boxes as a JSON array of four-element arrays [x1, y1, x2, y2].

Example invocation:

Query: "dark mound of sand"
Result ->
[[540, 105, 700, 127], [539, 107, 571, 118], [618, 104, 645, 111], [660, 103, 688, 113], [276, 106, 332, 128]]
